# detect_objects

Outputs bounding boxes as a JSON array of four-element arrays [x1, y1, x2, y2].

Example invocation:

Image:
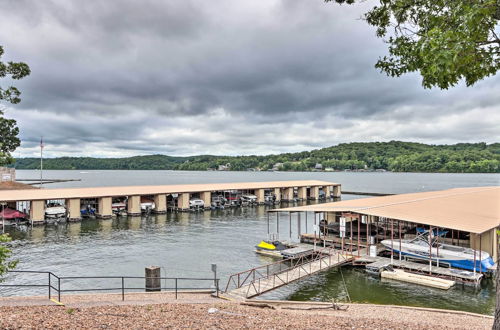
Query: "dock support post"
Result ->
[[297, 212, 301, 239], [357, 216, 360, 256], [66, 198, 81, 222], [350, 217, 353, 254], [127, 196, 141, 216], [29, 200, 45, 224], [273, 188, 281, 202], [390, 219, 394, 264], [479, 235, 482, 273], [333, 185, 341, 198], [256, 189, 265, 204], [267, 212, 270, 238], [284, 187, 294, 202], [276, 212, 279, 239], [398, 221, 402, 261], [153, 194, 167, 214], [305, 212, 308, 234], [97, 197, 112, 219], [310, 186, 319, 200], [200, 192, 211, 209], [298, 187, 307, 201], [429, 225, 432, 274], [177, 193, 190, 211], [324, 186, 331, 198]]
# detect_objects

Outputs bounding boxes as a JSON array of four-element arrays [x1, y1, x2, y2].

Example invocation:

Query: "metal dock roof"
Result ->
[[0, 180, 338, 202], [272, 186, 500, 234]]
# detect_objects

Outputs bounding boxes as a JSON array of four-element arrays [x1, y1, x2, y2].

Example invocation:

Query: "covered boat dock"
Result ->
[[270, 186, 500, 280], [0, 180, 340, 223]]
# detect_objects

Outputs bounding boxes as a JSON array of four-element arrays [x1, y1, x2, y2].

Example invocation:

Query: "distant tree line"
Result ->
[[12, 141, 500, 173]]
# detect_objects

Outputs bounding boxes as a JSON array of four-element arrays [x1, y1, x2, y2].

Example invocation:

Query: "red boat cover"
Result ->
[[0, 207, 27, 220]]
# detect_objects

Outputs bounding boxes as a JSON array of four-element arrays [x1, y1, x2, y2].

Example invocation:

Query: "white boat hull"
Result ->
[[381, 239, 495, 272]]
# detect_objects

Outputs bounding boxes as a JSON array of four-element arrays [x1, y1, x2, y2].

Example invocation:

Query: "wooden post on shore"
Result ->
[[145, 266, 161, 292]]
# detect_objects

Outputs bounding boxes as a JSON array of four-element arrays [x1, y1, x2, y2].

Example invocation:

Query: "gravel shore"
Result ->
[[0, 294, 493, 329]]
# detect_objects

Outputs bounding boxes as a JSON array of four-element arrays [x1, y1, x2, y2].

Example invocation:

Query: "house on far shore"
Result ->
[[272, 163, 284, 171], [218, 163, 231, 171], [314, 163, 323, 171]]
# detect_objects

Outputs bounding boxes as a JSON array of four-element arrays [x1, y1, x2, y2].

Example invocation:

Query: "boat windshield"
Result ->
[[410, 236, 430, 247]]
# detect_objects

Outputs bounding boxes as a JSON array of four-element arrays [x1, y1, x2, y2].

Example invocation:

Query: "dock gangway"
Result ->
[[223, 246, 353, 300]]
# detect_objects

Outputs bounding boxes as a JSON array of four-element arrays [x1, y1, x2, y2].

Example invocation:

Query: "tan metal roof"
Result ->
[[273, 186, 500, 234], [0, 180, 338, 202]]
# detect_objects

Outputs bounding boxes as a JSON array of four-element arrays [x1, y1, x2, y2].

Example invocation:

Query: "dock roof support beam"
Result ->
[[310, 186, 319, 200], [127, 196, 141, 216], [97, 197, 112, 219], [29, 200, 45, 224], [297, 187, 307, 201], [153, 194, 167, 214], [200, 192, 211, 209], [274, 188, 281, 202], [177, 193, 190, 211], [66, 198, 81, 222]]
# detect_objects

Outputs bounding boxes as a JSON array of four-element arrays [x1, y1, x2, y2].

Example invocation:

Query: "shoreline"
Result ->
[[0, 292, 492, 329]]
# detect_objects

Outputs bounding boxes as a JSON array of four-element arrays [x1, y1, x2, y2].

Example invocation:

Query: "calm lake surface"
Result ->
[[3, 170, 499, 314]]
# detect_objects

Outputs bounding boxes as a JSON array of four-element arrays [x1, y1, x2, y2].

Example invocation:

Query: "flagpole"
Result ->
[[40, 136, 43, 186]]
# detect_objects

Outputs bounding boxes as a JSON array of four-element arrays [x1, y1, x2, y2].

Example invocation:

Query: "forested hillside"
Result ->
[[12, 141, 500, 173]]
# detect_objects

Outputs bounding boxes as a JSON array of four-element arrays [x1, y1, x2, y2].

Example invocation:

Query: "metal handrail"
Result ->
[[224, 244, 352, 293], [1, 270, 219, 302]]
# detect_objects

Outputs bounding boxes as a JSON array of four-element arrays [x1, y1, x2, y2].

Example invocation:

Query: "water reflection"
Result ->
[[1, 203, 496, 315]]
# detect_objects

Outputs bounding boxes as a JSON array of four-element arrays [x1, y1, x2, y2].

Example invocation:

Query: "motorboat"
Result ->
[[255, 240, 295, 258], [112, 201, 127, 215], [381, 234, 495, 272], [240, 194, 258, 205], [45, 203, 66, 219], [189, 198, 205, 209], [80, 205, 96, 218], [0, 207, 27, 225], [211, 195, 226, 209], [264, 195, 276, 205], [140, 197, 155, 213], [225, 191, 240, 207]]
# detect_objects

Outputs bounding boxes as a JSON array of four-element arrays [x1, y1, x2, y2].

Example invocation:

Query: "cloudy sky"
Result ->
[[0, 0, 499, 158]]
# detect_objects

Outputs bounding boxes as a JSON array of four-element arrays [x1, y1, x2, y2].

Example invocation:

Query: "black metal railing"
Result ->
[[0, 270, 219, 302]]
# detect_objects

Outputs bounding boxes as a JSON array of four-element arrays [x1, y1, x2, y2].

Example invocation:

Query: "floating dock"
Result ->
[[381, 269, 455, 290], [354, 255, 483, 285]]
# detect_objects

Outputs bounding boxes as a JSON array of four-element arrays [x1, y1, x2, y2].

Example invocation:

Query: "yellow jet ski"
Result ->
[[255, 240, 294, 257]]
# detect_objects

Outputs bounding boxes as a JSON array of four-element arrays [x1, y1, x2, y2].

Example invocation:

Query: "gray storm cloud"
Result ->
[[0, 0, 498, 157]]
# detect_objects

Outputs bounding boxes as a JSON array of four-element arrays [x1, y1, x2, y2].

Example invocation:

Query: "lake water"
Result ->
[[2, 170, 499, 314]]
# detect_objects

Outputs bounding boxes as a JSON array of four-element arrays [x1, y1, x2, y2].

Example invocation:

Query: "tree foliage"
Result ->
[[0, 46, 30, 167], [0, 46, 31, 104], [327, 0, 500, 89], [0, 110, 21, 166], [12, 141, 500, 173], [0, 234, 18, 281]]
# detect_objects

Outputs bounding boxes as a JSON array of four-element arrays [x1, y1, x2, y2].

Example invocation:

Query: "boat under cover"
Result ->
[[0, 208, 27, 220], [45, 205, 66, 218], [381, 235, 495, 272]]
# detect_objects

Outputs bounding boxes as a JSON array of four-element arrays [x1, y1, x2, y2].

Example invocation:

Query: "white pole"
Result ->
[[40, 136, 43, 186]]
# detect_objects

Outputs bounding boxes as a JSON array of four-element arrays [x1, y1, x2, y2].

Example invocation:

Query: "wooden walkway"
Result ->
[[224, 248, 353, 300]]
